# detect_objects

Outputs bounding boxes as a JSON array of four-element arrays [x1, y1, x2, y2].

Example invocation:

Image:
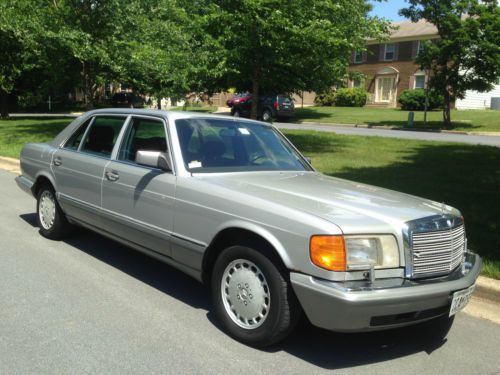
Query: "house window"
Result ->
[[414, 73, 426, 89], [354, 51, 363, 64], [353, 78, 363, 88], [417, 40, 425, 56], [384, 44, 395, 61]]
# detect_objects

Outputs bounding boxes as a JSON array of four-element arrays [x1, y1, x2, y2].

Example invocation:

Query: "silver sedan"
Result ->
[[16, 109, 481, 347]]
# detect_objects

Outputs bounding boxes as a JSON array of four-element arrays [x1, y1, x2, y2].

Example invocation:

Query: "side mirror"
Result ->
[[135, 150, 172, 172]]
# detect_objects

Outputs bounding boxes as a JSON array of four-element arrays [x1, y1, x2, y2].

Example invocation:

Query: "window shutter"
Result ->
[[379, 45, 385, 61], [411, 41, 419, 59], [409, 75, 415, 89], [362, 51, 367, 63], [393, 43, 399, 61]]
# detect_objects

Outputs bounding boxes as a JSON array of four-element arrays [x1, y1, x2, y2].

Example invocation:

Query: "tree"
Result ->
[[0, 1, 44, 117], [400, 0, 500, 127], [48, 0, 128, 109], [121, 0, 225, 108], [209, 0, 389, 118]]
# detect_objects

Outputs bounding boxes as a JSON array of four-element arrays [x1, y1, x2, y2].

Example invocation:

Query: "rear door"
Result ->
[[52, 115, 128, 225], [100, 115, 176, 257]]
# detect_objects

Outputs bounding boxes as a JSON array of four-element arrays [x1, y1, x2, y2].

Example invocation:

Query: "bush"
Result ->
[[314, 89, 336, 106], [334, 88, 367, 107], [398, 89, 444, 110]]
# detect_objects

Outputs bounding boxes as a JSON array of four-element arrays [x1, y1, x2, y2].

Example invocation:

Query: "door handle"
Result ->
[[53, 157, 62, 166], [105, 170, 119, 182]]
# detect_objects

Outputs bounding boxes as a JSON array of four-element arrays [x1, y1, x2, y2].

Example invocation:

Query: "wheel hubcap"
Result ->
[[39, 191, 56, 230], [221, 259, 270, 329]]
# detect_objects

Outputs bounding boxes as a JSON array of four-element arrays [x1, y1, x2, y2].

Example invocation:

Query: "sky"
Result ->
[[369, 0, 408, 21]]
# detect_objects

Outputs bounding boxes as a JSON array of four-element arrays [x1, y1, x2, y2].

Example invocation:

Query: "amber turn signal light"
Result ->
[[310, 235, 346, 271]]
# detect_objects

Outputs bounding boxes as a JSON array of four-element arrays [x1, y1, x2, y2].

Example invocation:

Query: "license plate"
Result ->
[[449, 285, 475, 317]]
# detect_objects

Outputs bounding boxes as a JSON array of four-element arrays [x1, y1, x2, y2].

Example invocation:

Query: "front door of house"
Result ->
[[377, 77, 395, 103]]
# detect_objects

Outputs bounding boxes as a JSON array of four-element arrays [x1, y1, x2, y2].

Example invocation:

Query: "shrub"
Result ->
[[398, 89, 444, 110], [314, 89, 336, 106], [334, 88, 367, 107]]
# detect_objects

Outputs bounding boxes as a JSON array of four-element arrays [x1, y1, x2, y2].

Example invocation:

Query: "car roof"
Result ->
[[85, 108, 271, 126]]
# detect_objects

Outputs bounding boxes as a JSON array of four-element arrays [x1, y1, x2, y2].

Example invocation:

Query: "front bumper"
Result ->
[[291, 251, 482, 332]]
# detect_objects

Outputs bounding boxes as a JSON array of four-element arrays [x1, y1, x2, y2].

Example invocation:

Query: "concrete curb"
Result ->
[[0, 156, 20, 175], [475, 276, 500, 303]]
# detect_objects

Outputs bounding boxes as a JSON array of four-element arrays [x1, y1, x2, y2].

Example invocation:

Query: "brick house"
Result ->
[[348, 19, 439, 108]]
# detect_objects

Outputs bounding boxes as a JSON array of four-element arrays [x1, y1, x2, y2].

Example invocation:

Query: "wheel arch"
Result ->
[[32, 172, 57, 197], [201, 222, 292, 285]]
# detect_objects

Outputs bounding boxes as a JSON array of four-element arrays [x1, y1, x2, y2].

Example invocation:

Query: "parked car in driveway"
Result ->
[[16, 109, 481, 347], [231, 94, 295, 121], [111, 92, 144, 108], [226, 92, 251, 107]]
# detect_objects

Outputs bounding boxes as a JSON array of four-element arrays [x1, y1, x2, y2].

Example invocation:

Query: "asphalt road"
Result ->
[[274, 122, 500, 147], [1, 169, 499, 374]]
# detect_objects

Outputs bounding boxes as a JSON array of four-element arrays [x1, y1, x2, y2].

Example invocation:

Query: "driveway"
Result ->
[[1, 169, 500, 374]]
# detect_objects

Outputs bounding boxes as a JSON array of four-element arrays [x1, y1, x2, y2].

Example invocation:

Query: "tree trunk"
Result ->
[[251, 67, 260, 120], [157, 97, 162, 110], [0, 89, 9, 119], [83, 61, 93, 110], [443, 90, 452, 129]]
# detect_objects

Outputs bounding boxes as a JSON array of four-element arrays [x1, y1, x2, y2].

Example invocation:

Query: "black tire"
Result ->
[[261, 109, 273, 122], [36, 184, 72, 240], [211, 245, 301, 347]]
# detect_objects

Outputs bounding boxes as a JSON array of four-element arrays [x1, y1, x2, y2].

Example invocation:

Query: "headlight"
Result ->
[[345, 235, 399, 270], [310, 235, 399, 271]]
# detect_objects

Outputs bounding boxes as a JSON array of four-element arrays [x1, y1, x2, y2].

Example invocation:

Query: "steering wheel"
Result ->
[[250, 154, 268, 164]]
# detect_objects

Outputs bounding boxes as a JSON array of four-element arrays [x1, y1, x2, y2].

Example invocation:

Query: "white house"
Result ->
[[456, 85, 500, 109]]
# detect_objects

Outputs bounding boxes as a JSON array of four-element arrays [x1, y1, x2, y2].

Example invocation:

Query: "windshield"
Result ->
[[175, 118, 311, 173]]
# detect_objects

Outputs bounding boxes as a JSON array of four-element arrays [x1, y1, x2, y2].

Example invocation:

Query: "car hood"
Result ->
[[198, 171, 459, 234]]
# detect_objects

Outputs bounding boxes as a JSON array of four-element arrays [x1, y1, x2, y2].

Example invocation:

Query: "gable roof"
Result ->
[[390, 19, 438, 39], [367, 19, 439, 44]]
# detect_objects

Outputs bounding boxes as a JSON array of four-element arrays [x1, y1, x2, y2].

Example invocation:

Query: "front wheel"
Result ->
[[211, 245, 301, 347], [36, 185, 72, 240]]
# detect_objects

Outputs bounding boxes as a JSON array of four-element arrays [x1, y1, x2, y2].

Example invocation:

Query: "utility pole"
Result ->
[[424, 69, 429, 126]]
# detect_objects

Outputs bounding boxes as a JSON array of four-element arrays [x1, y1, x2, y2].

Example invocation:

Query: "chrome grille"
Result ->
[[411, 224, 465, 277]]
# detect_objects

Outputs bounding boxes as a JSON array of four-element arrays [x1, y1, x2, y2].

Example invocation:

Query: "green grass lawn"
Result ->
[[0, 118, 72, 158], [171, 106, 217, 113], [295, 106, 500, 132], [0, 118, 498, 278]]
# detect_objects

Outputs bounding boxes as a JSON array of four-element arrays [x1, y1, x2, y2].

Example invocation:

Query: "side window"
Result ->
[[64, 118, 92, 150], [80, 116, 127, 158], [118, 117, 167, 162]]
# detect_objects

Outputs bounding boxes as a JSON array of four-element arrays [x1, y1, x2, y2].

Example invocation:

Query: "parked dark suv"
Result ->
[[111, 92, 144, 108], [231, 94, 294, 121]]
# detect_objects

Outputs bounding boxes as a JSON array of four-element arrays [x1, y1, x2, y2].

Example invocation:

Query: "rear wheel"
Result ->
[[262, 109, 273, 122], [211, 245, 301, 347], [36, 185, 72, 240]]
